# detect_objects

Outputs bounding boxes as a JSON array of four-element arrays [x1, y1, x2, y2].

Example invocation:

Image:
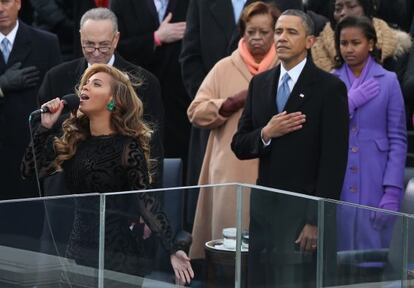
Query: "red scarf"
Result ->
[[238, 38, 277, 75], [95, 0, 109, 7]]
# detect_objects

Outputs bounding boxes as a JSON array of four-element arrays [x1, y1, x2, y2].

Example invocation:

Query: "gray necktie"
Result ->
[[276, 73, 291, 112], [1, 38, 10, 63]]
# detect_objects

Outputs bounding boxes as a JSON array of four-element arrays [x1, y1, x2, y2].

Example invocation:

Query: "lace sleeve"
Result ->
[[123, 138, 175, 253], [21, 121, 60, 180]]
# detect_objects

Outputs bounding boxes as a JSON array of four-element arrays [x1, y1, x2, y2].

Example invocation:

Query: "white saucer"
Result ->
[[205, 239, 248, 252]]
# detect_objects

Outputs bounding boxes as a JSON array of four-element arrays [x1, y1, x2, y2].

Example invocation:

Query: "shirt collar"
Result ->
[[0, 20, 19, 47], [279, 57, 307, 87], [87, 54, 115, 67], [231, 0, 247, 22]]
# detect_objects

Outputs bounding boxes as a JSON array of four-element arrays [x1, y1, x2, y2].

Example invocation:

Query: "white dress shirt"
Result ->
[[0, 20, 19, 52], [231, 0, 247, 23]]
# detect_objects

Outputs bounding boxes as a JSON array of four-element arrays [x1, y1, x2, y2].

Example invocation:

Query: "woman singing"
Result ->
[[22, 64, 193, 284]]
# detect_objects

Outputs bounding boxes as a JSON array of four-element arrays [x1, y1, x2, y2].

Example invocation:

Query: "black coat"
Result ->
[[232, 60, 348, 198], [37, 54, 164, 188], [231, 59, 349, 286], [111, 0, 190, 160], [0, 21, 61, 200], [402, 43, 414, 130], [31, 0, 96, 60], [180, 0, 238, 99]]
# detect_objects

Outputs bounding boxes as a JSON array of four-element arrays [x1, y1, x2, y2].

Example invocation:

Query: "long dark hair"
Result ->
[[334, 15, 381, 68]]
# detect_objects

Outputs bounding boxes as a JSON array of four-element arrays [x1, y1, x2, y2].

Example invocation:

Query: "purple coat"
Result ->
[[333, 59, 407, 250]]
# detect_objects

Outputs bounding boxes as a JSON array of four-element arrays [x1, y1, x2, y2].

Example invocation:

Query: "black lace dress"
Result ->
[[22, 125, 175, 276]]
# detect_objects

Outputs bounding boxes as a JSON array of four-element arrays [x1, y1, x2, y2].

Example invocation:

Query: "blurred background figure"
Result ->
[[0, 0, 61, 200], [332, 16, 406, 255], [30, 0, 96, 61], [187, 1, 280, 260], [110, 0, 190, 174], [403, 42, 414, 131], [375, 0, 412, 32], [311, 0, 411, 78], [0, 0, 61, 253]]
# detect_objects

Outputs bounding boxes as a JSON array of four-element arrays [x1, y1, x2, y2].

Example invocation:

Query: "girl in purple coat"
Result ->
[[332, 16, 407, 251]]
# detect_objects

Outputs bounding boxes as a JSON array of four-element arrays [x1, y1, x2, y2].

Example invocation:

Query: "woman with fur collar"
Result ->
[[311, 0, 412, 77]]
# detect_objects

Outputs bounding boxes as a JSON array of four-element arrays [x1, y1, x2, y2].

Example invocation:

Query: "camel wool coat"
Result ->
[[187, 49, 277, 258]]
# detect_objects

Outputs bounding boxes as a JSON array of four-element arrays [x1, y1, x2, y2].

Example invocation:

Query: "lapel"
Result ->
[[231, 50, 252, 83], [208, 0, 235, 42], [167, 0, 177, 16], [284, 59, 318, 112], [333, 59, 385, 90], [113, 53, 128, 70], [137, 0, 158, 28], [75, 58, 88, 82], [7, 22, 32, 68], [264, 66, 280, 117], [145, 0, 159, 24], [363, 60, 385, 80], [0, 49, 5, 68]]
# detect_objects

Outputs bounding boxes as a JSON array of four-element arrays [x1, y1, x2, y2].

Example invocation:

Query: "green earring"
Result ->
[[106, 100, 115, 112]]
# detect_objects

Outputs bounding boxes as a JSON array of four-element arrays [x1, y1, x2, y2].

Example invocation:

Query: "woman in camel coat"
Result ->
[[187, 2, 279, 259]]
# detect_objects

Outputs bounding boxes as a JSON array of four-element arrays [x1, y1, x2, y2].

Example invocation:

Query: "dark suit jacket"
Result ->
[[31, 0, 96, 60], [231, 59, 348, 286], [0, 21, 61, 200], [37, 54, 164, 188], [232, 59, 348, 200], [111, 0, 190, 159], [179, 0, 238, 99]]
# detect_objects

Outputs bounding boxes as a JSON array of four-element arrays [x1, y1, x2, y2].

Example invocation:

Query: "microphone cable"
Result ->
[[28, 113, 74, 288]]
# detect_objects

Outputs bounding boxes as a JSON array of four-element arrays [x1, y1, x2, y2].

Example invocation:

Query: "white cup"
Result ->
[[223, 227, 237, 249]]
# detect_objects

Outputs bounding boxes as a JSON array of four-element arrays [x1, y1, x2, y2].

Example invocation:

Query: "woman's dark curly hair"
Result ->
[[334, 15, 381, 68]]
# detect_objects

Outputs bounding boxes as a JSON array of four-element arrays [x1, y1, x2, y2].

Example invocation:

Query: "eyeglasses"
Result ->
[[82, 46, 112, 53]]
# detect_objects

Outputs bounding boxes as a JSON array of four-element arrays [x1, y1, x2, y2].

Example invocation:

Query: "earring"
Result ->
[[106, 100, 115, 112]]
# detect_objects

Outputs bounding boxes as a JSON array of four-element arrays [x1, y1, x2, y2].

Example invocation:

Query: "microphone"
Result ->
[[30, 93, 80, 116]]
